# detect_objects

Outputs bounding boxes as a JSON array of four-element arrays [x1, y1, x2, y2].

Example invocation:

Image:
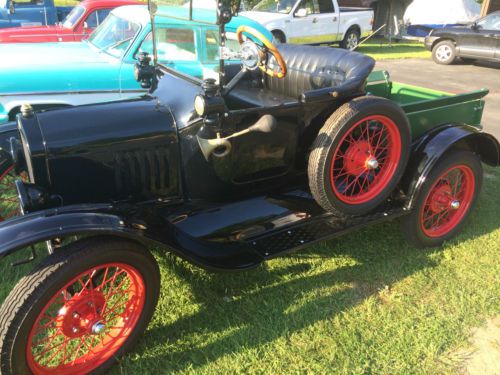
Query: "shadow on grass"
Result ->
[[121, 168, 499, 372], [125, 196, 498, 373]]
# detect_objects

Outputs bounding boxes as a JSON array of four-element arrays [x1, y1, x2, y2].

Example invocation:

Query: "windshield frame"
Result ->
[[87, 13, 143, 60]]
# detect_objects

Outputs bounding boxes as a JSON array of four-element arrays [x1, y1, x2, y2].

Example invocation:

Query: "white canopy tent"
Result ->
[[404, 0, 481, 25], [0, 0, 8, 9]]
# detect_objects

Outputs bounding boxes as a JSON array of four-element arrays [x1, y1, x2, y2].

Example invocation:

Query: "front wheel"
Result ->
[[432, 40, 456, 65], [400, 150, 483, 248], [0, 237, 160, 375]]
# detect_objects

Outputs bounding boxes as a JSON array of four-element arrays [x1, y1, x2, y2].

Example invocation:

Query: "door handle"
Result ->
[[312, 18, 318, 23], [333, 16, 338, 21]]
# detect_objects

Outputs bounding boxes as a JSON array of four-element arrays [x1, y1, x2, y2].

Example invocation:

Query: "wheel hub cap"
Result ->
[[92, 322, 106, 335], [58, 291, 106, 338], [343, 140, 376, 175], [450, 200, 461, 210]]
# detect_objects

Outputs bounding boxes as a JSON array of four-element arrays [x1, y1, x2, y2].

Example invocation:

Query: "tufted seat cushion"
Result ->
[[228, 44, 375, 108], [266, 44, 375, 101]]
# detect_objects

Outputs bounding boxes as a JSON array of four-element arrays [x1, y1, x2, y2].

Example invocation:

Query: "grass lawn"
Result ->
[[1, 164, 498, 374], [357, 38, 432, 60]]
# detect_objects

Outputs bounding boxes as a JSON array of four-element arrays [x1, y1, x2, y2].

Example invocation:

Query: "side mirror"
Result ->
[[471, 22, 479, 31], [8, 0, 15, 14], [295, 8, 307, 18]]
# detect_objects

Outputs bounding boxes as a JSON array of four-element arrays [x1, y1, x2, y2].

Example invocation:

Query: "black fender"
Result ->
[[403, 124, 500, 209], [0, 122, 18, 177], [0, 203, 263, 271]]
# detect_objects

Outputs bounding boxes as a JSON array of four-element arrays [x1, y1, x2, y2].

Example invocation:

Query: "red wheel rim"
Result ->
[[26, 263, 146, 374], [420, 165, 475, 238], [0, 166, 26, 222], [330, 115, 402, 205]]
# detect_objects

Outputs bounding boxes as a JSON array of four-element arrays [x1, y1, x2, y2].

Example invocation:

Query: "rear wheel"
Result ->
[[432, 40, 456, 65], [401, 150, 483, 248], [340, 28, 360, 50], [0, 237, 160, 375], [308, 96, 411, 217]]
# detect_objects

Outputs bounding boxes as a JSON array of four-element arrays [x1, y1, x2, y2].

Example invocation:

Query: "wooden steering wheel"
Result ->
[[236, 26, 287, 79]]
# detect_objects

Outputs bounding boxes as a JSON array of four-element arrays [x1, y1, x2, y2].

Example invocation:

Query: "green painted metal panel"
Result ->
[[366, 70, 488, 140]]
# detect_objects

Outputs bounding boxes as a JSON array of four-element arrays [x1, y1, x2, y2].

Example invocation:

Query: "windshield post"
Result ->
[[148, 0, 158, 64]]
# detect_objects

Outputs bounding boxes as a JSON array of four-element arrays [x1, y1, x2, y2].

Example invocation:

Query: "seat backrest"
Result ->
[[266, 44, 375, 99]]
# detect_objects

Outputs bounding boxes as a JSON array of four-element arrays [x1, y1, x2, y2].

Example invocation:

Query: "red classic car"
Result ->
[[0, 0, 140, 43]]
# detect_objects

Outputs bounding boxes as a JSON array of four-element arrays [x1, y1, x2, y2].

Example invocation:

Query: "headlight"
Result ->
[[194, 95, 206, 117], [193, 94, 225, 117]]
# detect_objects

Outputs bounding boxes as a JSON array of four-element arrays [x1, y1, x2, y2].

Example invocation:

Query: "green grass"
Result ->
[[1, 165, 499, 374], [357, 38, 432, 60]]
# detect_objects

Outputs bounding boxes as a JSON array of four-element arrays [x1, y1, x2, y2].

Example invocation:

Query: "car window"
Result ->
[[252, 0, 295, 13], [13, 0, 42, 5], [86, 11, 98, 28], [138, 27, 197, 62], [297, 0, 320, 15], [206, 30, 240, 61], [62, 6, 85, 28], [477, 14, 500, 31], [88, 14, 140, 58], [318, 0, 335, 13], [97, 9, 111, 24], [85, 9, 112, 28]]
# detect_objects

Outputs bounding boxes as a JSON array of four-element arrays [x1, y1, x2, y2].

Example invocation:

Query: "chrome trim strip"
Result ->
[[0, 89, 146, 97]]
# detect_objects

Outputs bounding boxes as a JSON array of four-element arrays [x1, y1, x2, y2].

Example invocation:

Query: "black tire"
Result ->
[[0, 237, 160, 375], [340, 28, 360, 50], [308, 96, 411, 217], [400, 150, 483, 248], [271, 30, 286, 44], [432, 40, 456, 65]]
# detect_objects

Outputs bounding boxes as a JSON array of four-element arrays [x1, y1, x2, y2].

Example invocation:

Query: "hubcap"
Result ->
[[450, 200, 461, 210], [436, 45, 452, 61], [366, 157, 379, 170], [92, 322, 106, 335]]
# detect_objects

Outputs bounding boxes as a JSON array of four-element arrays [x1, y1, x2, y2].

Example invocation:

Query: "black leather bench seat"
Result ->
[[227, 44, 375, 108]]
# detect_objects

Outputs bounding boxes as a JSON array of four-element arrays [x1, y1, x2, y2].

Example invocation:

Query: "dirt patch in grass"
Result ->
[[452, 317, 500, 375]]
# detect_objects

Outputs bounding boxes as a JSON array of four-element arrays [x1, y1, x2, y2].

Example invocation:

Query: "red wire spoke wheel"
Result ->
[[26, 263, 145, 374], [0, 238, 160, 375], [309, 97, 411, 217], [401, 150, 483, 248], [420, 165, 475, 238], [329, 115, 402, 205]]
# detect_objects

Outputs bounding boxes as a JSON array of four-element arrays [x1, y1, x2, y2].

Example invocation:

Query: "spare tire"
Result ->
[[308, 96, 411, 217]]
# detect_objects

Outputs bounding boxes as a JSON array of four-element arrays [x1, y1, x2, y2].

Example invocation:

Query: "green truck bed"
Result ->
[[367, 71, 488, 139]]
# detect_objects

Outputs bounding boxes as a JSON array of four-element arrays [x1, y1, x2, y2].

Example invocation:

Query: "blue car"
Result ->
[[0, 5, 272, 123], [0, 0, 72, 28]]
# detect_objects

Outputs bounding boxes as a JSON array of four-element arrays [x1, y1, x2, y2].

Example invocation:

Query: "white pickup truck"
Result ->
[[241, 0, 374, 49]]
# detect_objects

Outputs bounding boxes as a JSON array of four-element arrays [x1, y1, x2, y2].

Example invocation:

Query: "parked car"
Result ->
[[0, 0, 141, 43], [241, 0, 373, 49], [0, 4, 272, 124], [0, 0, 72, 28], [425, 11, 500, 65], [0, 1, 498, 373]]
